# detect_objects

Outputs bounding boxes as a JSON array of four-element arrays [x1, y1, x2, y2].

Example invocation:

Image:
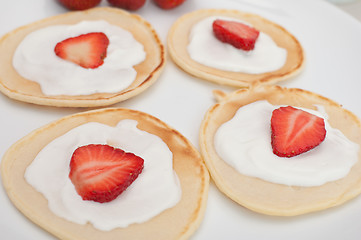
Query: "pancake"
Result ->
[[0, 7, 165, 107], [168, 9, 304, 87], [1, 108, 209, 239], [199, 84, 361, 216]]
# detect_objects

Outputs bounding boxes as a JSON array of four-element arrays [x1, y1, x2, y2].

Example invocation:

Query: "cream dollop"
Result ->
[[13, 20, 146, 96], [25, 120, 181, 231], [214, 100, 359, 186], [187, 16, 287, 73]]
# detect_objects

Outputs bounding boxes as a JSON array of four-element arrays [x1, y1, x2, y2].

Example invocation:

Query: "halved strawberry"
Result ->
[[54, 32, 109, 69], [271, 106, 326, 158], [69, 144, 144, 203], [212, 19, 260, 51]]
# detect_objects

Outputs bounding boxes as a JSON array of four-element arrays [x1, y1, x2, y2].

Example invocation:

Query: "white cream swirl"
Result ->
[[187, 16, 287, 73], [25, 120, 181, 231], [215, 100, 359, 186], [13, 20, 146, 96]]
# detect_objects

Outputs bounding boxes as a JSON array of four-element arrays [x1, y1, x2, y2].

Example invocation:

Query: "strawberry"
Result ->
[[69, 144, 144, 203], [54, 32, 109, 69], [271, 106, 326, 158], [58, 0, 102, 10], [107, 0, 146, 10], [153, 0, 186, 9], [212, 19, 260, 51]]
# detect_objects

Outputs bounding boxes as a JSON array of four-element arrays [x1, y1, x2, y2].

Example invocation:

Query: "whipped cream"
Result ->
[[13, 20, 146, 96], [187, 16, 287, 73], [214, 100, 359, 187], [25, 120, 181, 231]]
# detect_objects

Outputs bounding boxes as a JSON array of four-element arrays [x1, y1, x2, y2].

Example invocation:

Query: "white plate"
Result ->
[[1, 0, 361, 239]]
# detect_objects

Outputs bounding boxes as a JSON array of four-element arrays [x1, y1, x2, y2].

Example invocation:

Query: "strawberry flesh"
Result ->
[[212, 19, 260, 51], [271, 106, 326, 158], [54, 32, 109, 69], [69, 144, 144, 203]]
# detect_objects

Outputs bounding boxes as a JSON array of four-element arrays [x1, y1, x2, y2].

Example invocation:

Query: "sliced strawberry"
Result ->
[[212, 19, 260, 51], [54, 32, 109, 69], [69, 144, 144, 203], [271, 106, 326, 158]]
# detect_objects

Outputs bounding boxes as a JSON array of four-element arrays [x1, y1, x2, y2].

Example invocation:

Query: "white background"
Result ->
[[1, 0, 361, 239]]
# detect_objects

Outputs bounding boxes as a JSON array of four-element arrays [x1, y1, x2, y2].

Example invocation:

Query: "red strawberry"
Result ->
[[212, 19, 260, 51], [107, 0, 146, 10], [69, 144, 144, 203], [54, 32, 109, 69], [58, 0, 102, 10], [271, 106, 326, 158], [153, 0, 186, 9]]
